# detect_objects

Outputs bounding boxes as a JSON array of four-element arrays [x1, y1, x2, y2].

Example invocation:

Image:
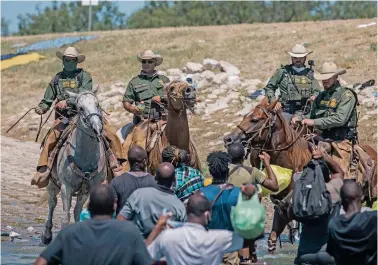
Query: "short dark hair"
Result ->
[[88, 185, 115, 217], [156, 162, 175, 186], [206, 151, 230, 180], [340, 179, 363, 205], [128, 145, 147, 169], [187, 193, 211, 217], [227, 143, 245, 163]]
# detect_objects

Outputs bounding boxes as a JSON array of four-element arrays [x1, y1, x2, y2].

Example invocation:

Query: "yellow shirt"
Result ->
[[227, 164, 267, 187]]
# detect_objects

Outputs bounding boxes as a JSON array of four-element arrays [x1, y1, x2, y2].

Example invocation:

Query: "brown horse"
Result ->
[[122, 80, 201, 174], [224, 96, 377, 251]]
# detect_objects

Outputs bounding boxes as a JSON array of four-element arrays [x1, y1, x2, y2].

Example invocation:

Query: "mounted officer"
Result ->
[[264, 44, 322, 120], [292, 62, 357, 178], [31, 47, 124, 188], [121, 50, 170, 138]]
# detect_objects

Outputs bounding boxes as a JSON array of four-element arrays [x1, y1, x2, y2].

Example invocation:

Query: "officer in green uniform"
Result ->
[[32, 47, 123, 188], [264, 44, 321, 119], [122, 50, 170, 136], [292, 62, 357, 177]]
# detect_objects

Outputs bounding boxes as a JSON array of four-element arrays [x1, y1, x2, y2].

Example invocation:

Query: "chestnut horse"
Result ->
[[224, 96, 377, 251]]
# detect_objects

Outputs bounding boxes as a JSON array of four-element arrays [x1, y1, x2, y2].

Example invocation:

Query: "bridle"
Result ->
[[238, 106, 306, 157]]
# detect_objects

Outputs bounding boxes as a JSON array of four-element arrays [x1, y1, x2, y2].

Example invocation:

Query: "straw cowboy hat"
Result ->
[[56, 46, 85, 63], [314, 62, 346, 81], [286, 44, 313, 58], [137, 50, 163, 66]]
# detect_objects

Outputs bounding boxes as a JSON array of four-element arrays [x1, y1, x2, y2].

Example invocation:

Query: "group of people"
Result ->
[[31, 43, 376, 265]]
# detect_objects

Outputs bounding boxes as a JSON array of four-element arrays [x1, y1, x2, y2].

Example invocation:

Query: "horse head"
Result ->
[[224, 96, 278, 147], [165, 80, 196, 113], [66, 90, 103, 137]]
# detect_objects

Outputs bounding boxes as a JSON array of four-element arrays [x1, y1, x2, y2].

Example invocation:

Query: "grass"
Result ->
[[1, 18, 377, 160]]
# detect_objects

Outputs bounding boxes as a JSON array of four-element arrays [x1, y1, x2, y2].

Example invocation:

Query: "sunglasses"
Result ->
[[142, 60, 154, 65], [63, 57, 78, 63]]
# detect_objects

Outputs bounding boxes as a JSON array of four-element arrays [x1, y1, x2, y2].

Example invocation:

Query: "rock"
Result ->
[[366, 110, 377, 115], [203, 132, 216, 137], [198, 79, 212, 89], [228, 91, 239, 100], [237, 105, 251, 116], [203, 58, 221, 71], [205, 99, 215, 103], [100, 88, 123, 98], [9, 231, 21, 238], [212, 87, 227, 95], [27, 227, 34, 232], [245, 84, 257, 94], [185, 62, 204, 74], [219, 60, 240, 76], [338, 77, 348, 86], [231, 99, 239, 104], [166, 68, 182, 76], [256, 95, 266, 102], [242, 79, 263, 87], [205, 98, 229, 115], [212, 73, 229, 85], [208, 94, 218, 99], [201, 70, 216, 81], [227, 75, 242, 88], [114, 81, 125, 87], [360, 115, 370, 121], [362, 98, 377, 108], [6, 226, 13, 231]]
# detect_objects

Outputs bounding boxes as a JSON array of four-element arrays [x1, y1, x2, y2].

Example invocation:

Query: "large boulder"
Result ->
[[227, 75, 242, 89], [166, 68, 182, 77], [203, 58, 221, 71], [198, 79, 212, 89], [219, 60, 240, 76], [213, 72, 229, 85], [205, 98, 229, 115], [361, 98, 377, 108], [184, 62, 204, 74], [157, 70, 167, 76]]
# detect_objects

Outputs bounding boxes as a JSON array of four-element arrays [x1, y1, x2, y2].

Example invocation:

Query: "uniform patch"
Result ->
[[345, 91, 353, 99], [63, 81, 70, 87], [320, 100, 329, 105], [329, 99, 337, 108], [70, 81, 76, 88], [159, 80, 165, 86], [300, 77, 307, 84]]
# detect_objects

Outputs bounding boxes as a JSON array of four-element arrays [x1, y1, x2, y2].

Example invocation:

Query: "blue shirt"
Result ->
[[201, 185, 240, 231]]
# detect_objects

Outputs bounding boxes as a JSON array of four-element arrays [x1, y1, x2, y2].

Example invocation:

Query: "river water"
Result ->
[[2, 233, 298, 265]]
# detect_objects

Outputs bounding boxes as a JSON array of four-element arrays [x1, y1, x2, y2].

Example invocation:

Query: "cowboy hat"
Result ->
[[314, 62, 346, 81], [137, 50, 163, 66], [56, 46, 85, 63], [286, 44, 313, 58]]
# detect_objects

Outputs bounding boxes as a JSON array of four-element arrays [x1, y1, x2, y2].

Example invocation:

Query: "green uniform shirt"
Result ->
[[38, 69, 92, 111], [264, 64, 321, 107], [123, 72, 170, 116], [308, 81, 357, 130]]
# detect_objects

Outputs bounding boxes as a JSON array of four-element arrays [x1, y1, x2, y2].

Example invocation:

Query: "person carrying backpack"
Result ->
[[293, 147, 344, 264]]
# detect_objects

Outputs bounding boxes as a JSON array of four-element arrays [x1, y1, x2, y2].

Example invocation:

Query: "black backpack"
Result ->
[[292, 159, 332, 224]]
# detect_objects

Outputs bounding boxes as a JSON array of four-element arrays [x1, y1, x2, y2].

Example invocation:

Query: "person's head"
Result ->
[[315, 62, 346, 90], [286, 44, 312, 69], [56, 46, 85, 72], [162, 145, 189, 167], [155, 162, 175, 187], [227, 142, 245, 164], [186, 192, 212, 226], [137, 50, 163, 74], [128, 145, 147, 171], [340, 180, 363, 213], [206, 151, 230, 182], [88, 184, 116, 217]]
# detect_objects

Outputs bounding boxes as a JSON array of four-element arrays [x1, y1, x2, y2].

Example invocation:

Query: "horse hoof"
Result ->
[[41, 234, 52, 245]]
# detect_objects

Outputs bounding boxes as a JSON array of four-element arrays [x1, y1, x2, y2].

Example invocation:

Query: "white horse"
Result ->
[[41, 91, 107, 244]]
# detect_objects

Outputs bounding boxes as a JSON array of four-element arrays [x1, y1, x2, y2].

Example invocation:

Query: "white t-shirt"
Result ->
[[148, 222, 244, 265]]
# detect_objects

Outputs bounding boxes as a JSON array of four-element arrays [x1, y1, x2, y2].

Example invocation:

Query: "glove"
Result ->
[[35, 106, 46, 115]]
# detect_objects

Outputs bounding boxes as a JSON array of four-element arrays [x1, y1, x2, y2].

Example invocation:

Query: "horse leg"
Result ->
[[74, 192, 89, 222], [41, 181, 60, 245], [268, 207, 291, 252], [60, 182, 73, 228]]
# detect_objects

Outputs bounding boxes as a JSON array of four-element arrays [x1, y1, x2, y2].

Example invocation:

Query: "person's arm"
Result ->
[[123, 81, 141, 115], [34, 229, 64, 265], [312, 91, 356, 130], [116, 197, 135, 221], [313, 149, 344, 180], [37, 81, 57, 113], [258, 152, 279, 192], [310, 78, 322, 99], [79, 71, 92, 92], [264, 69, 283, 103]]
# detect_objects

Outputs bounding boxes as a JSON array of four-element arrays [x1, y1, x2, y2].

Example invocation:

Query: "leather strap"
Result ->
[[229, 164, 253, 177], [211, 184, 233, 207]]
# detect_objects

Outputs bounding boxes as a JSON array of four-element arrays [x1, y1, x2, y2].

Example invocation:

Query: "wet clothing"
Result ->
[[119, 185, 187, 238], [123, 72, 170, 117], [327, 211, 377, 265], [201, 184, 240, 231], [147, 222, 244, 265], [264, 64, 321, 114], [110, 172, 157, 214], [307, 81, 357, 141], [228, 164, 266, 187], [40, 219, 152, 265], [174, 164, 205, 202]]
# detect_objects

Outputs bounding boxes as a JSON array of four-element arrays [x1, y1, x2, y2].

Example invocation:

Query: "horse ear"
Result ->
[[65, 90, 78, 99]]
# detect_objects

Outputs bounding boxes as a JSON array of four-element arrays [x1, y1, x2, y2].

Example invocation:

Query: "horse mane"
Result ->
[[266, 101, 312, 171]]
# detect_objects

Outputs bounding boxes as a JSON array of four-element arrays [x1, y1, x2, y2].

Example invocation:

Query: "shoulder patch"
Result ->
[[329, 99, 337, 108], [344, 91, 353, 99]]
